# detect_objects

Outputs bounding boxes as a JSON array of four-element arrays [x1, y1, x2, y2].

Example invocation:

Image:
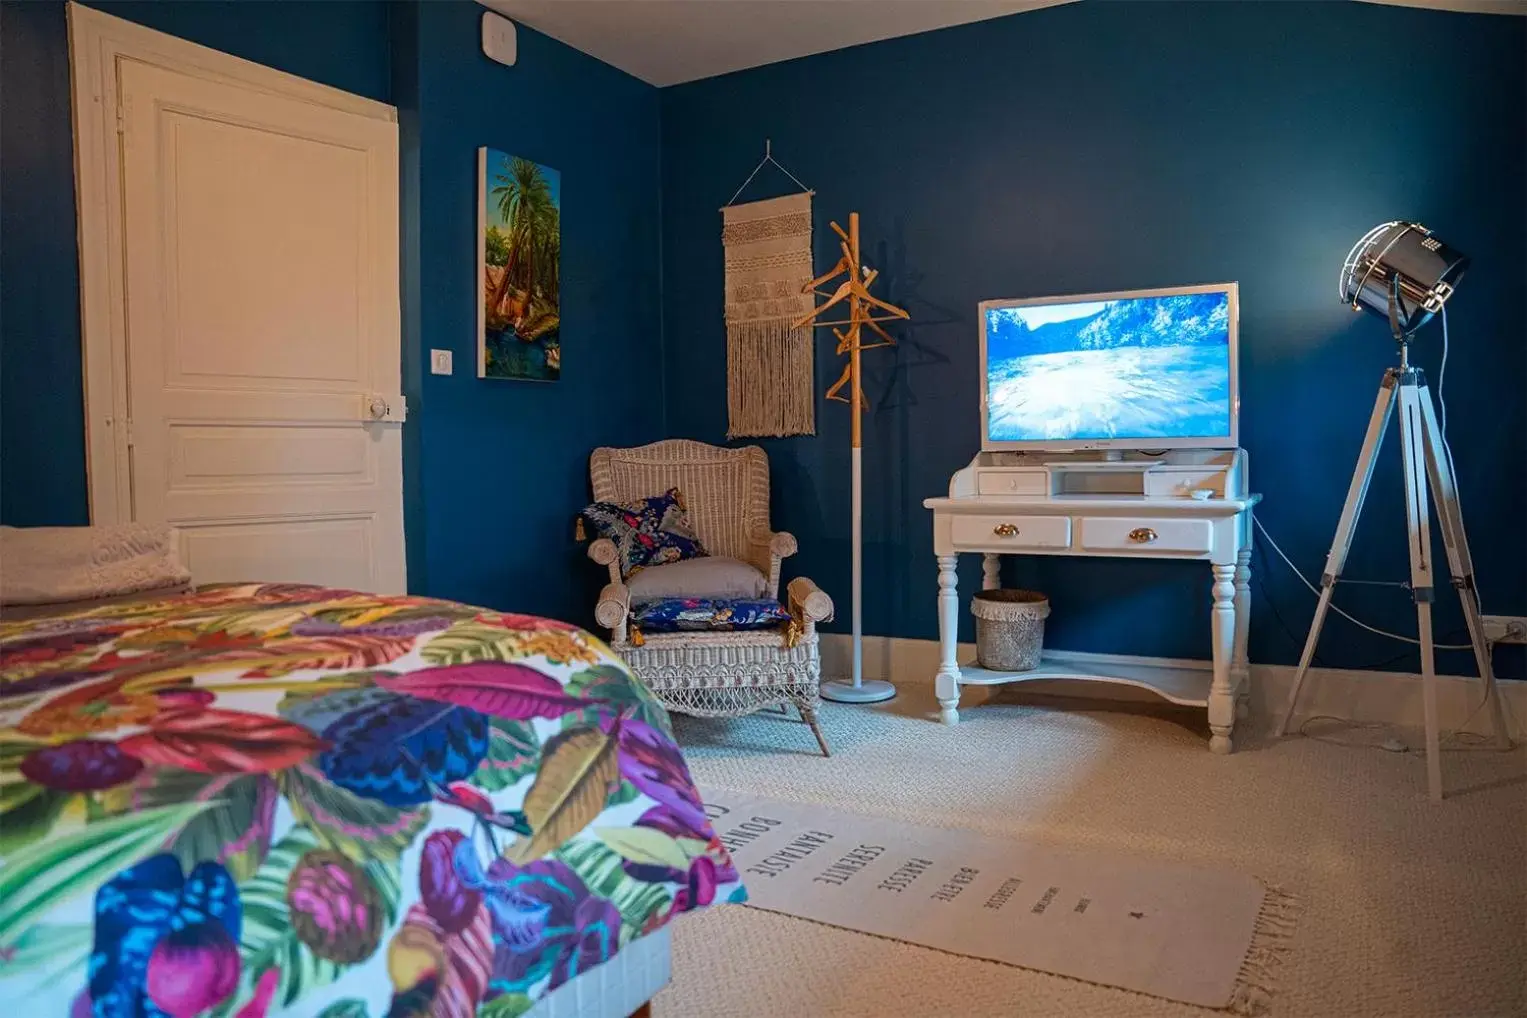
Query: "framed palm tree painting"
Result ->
[[478, 147, 561, 380]]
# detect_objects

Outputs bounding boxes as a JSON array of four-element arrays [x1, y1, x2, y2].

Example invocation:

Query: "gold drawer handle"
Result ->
[[1128, 527, 1158, 544], [993, 523, 1020, 537]]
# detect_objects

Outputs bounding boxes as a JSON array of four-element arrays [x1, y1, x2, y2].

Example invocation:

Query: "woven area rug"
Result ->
[[721, 192, 815, 438], [707, 789, 1298, 1014]]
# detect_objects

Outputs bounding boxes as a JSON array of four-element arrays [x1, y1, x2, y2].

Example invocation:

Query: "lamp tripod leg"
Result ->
[[1395, 373, 1446, 801], [1414, 379, 1511, 750], [1416, 598, 1444, 803], [1278, 587, 1334, 738], [1277, 370, 1398, 737]]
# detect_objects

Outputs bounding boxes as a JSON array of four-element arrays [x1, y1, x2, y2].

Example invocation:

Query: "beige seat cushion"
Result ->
[[627, 556, 767, 601]]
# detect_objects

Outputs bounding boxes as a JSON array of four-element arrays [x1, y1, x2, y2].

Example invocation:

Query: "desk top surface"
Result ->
[[923, 493, 1262, 515]]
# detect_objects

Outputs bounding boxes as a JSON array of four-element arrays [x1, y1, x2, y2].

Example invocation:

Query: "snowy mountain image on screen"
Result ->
[[984, 292, 1232, 442]]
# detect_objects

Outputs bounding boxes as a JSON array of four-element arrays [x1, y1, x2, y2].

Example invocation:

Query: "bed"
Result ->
[[0, 583, 744, 1018]]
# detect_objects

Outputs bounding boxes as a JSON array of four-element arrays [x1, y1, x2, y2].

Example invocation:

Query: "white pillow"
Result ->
[[627, 556, 768, 600]]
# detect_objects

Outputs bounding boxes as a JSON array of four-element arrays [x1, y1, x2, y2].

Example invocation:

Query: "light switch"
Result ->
[[430, 349, 453, 375]]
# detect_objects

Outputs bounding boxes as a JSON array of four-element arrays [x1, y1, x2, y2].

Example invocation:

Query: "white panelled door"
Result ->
[[117, 59, 405, 592]]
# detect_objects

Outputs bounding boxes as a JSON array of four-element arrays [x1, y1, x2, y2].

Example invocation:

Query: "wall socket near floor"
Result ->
[[1483, 615, 1527, 644], [430, 349, 453, 375]]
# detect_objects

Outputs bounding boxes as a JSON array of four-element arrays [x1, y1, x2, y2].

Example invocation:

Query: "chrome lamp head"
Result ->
[[1339, 221, 1469, 341]]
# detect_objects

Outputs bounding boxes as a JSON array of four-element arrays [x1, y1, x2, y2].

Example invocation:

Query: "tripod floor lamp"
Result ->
[[1275, 221, 1510, 801]]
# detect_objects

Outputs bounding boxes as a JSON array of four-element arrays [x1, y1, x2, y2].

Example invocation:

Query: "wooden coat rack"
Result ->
[[794, 212, 910, 702]]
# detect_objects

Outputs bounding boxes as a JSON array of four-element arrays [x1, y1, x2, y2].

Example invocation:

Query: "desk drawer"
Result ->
[[1078, 517, 1212, 554], [950, 514, 1071, 550], [976, 470, 1048, 496]]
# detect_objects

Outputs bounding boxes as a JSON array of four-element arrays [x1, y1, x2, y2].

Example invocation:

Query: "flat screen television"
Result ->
[[979, 282, 1239, 452]]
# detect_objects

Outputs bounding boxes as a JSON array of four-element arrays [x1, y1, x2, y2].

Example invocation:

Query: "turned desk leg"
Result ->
[[1209, 563, 1237, 753], [935, 554, 961, 725], [982, 553, 1000, 591], [1233, 545, 1252, 722]]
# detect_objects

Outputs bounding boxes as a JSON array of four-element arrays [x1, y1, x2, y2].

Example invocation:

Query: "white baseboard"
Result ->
[[819, 634, 1527, 740]]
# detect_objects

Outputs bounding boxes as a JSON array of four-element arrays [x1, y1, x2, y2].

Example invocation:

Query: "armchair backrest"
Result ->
[[589, 439, 770, 565]]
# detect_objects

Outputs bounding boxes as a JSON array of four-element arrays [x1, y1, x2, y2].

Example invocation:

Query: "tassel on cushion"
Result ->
[[783, 617, 803, 649]]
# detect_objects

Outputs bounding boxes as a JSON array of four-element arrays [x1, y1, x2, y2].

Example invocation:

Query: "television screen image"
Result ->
[[982, 288, 1235, 446]]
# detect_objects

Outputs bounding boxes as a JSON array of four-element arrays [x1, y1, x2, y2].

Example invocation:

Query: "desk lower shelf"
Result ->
[[958, 653, 1211, 708]]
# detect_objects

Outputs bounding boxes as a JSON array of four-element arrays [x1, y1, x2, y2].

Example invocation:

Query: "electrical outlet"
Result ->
[[1482, 615, 1527, 645], [430, 349, 453, 375]]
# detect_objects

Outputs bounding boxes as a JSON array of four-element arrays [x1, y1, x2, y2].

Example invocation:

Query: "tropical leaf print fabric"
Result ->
[[577, 488, 708, 578], [0, 584, 743, 1018], [628, 597, 793, 634]]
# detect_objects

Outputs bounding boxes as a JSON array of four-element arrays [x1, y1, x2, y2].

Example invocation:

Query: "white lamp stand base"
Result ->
[[820, 678, 896, 703], [1274, 362, 1509, 801]]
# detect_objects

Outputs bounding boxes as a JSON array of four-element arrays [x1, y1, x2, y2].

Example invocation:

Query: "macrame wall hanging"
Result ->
[[721, 142, 815, 438]]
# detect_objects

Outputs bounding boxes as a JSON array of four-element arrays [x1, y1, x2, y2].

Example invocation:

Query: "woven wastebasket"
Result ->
[[971, 589, 1050, 671]]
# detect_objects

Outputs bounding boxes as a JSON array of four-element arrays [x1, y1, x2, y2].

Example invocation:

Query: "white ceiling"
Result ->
[[483, 0, 1073, 87], [484, 0, 1526, 88]]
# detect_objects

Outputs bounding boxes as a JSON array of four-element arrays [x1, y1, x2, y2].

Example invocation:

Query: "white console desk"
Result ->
[[923, 450, 1260, 753]]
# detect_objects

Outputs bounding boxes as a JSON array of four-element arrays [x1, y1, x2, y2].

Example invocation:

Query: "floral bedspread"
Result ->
[[0, 583, 743, 1018]]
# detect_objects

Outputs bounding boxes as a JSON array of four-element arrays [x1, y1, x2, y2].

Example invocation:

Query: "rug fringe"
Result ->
[[1228, 884, 1305, 1016]]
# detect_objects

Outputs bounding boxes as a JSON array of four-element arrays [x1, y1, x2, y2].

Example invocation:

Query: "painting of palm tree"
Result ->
[[478, 148, 561, 380]]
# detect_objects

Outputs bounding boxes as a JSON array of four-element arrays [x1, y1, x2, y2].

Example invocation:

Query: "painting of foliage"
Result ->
[[478, 148, 561, 381]]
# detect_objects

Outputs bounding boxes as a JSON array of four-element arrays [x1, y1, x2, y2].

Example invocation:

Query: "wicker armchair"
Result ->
[[588, 439, 834, 756]]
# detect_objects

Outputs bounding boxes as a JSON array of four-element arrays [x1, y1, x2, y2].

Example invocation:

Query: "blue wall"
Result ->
[[0, 0, 663, 627], [1, 0, 90, 526], [0, 0, 392, 529], [3, 0, 1522, 674], [403, 2, 664, 618], [659, 0, 1527, 676]]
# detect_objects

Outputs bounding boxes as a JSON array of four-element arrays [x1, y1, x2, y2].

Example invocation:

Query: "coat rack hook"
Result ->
[[765, 138, 771, 158]]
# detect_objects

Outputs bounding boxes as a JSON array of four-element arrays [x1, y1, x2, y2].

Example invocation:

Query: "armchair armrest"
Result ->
[[787, 576, 834, 633], [750, 530, 798, 599], [587, 537, 621, 586], [766, 531, 798, 559], [588, 537, 618, 567], [595, 582, 630, 643]]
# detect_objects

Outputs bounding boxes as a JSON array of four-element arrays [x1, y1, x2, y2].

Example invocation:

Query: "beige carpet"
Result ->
[[654, 681, 1527, 1018]]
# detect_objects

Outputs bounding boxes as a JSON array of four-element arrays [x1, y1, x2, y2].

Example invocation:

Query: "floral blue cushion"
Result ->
[[630, 597, 792, 633], [579, 487, 708, 577]]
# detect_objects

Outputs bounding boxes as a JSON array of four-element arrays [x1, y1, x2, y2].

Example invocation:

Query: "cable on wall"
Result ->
[[1251, 516, 1472, 650], [1253, 306, 1519, 747], [1253, 306, 1483, 652]]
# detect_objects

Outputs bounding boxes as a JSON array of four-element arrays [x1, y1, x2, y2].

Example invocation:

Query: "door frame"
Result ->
[[68, 3, 398, 524]]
